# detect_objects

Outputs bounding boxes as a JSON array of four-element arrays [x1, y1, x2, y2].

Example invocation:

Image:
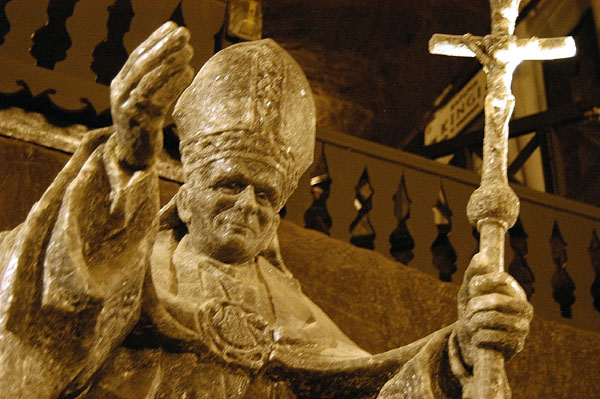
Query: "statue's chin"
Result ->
[[212, 231, 261, 265]]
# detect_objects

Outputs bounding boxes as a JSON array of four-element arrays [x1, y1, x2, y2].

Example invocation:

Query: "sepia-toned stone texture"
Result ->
[[0, 22, 532, 399]]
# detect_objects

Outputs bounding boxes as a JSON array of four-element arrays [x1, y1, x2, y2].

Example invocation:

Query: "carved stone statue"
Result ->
[[0, 23, 532, 398]]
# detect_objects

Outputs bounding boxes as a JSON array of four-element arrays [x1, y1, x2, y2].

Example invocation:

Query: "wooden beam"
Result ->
[[507, 132, 540, 179], [416, 102, 592, 159]]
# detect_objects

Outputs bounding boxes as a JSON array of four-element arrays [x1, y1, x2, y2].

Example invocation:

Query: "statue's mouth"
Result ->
[[221, 218, 257, 237], [228, 222, 254, 232], [220, 211, 259, 235]]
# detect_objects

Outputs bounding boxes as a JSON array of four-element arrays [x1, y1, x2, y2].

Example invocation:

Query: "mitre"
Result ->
[[173, 39, 316, 202]]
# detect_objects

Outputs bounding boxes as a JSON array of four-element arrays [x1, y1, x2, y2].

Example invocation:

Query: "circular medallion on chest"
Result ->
[[201, 298, 274, 369]]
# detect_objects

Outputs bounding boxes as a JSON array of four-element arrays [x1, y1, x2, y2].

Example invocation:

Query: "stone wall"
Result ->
[[0, 134, 181, 232], [278, 220, 600, 399]]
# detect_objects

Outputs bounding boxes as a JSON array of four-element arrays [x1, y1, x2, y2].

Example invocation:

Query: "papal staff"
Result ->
[[428, 1, 576, 398]]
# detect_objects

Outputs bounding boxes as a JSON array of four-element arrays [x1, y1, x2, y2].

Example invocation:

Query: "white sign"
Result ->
[[424, 70, 486, 146]]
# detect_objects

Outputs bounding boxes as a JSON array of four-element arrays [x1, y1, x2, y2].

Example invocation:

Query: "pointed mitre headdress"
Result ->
[[173, 39, 316, 203]]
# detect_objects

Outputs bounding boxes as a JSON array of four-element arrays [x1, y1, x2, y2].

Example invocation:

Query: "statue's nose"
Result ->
[[235, 185, 258, 212]]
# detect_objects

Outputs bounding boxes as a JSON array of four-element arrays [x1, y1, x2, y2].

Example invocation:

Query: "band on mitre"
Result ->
[[178, 129, 294, 199]]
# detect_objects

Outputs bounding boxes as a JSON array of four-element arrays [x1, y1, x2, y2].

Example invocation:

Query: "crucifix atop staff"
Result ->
[[429, 1, 576, 398]]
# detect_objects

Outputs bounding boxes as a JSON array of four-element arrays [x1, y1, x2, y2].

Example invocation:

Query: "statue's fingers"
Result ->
[[458, 252, 489, 305], [113, 27, 190, 107], [152, 65, 194, 108], [128, 27, 190, 84], [468, 310, 530, 335], [114, 22, 178, 86], [111, 22, 177, 107], [463, 253, 493, 282], [465, 293, 533, 321], [122, 69, 192, 126], [471, 329, 526, 355], [129, 45, 194, 111], [469, 272, 527, 301], [144, 65, 194, 112]]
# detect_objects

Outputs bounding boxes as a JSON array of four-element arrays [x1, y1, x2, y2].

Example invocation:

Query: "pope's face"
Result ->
[[178, 158, 283, 264]]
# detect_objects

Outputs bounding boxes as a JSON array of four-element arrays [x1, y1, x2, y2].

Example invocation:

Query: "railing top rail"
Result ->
[[317, 127, 600, 223]]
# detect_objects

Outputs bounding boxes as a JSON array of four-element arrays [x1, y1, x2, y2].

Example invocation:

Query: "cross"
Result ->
[[428, 1, 575, 399]]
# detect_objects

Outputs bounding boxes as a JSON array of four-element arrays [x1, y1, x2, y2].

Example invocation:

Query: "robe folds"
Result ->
[[0, 129, 464, 399]]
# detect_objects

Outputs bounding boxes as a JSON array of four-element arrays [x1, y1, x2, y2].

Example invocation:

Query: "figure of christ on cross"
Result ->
[[429, 1, 576, 398]]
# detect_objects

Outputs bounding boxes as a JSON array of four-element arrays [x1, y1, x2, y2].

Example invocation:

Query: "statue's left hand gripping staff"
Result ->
[[110, 21, 194, 169]]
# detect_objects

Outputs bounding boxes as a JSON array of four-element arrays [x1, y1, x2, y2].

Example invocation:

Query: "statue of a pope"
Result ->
[[0, 23, 531, 399]]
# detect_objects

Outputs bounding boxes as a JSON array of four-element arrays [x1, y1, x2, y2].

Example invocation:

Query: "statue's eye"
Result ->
[[254, 190, 270, 205], [216, 181, 244, 194]]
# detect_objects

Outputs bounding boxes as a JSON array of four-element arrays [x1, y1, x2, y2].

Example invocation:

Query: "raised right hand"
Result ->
[[110, 22, 194, 169]]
